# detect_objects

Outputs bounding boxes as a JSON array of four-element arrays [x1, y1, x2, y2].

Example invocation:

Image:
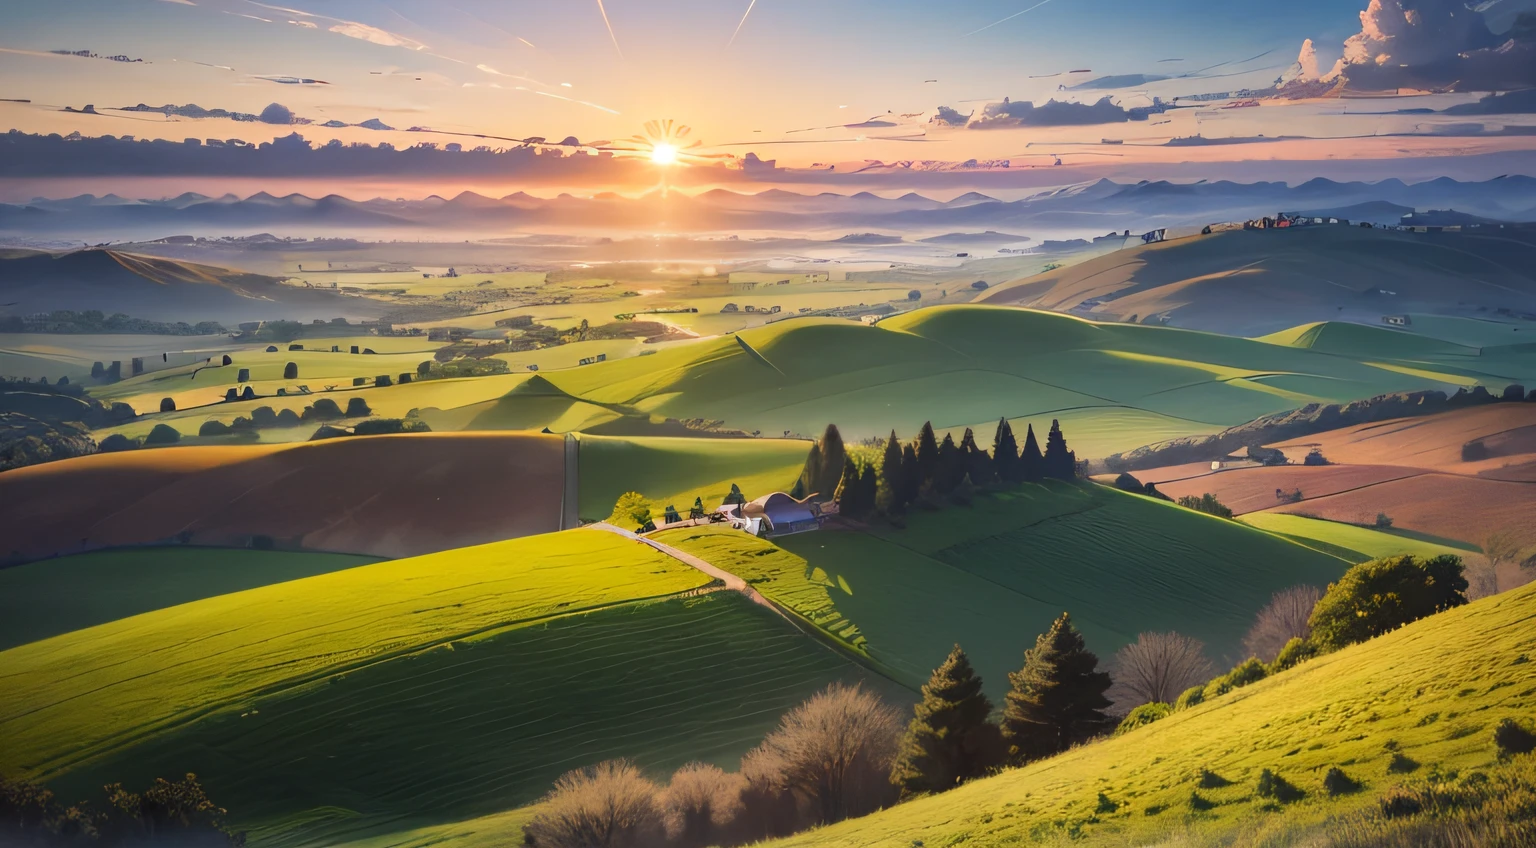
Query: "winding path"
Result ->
[[589, 522, 792, 623]]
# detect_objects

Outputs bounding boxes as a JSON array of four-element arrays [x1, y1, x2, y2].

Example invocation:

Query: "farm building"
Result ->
[[1382, 315, 1412, 327], [743, 492, 825, 537]]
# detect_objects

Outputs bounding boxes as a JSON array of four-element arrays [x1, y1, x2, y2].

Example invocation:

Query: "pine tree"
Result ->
[[992, 418, 1021, 484], [936, 433, 964, 493], [1020, 423, 1044, 482], [1001, 612, 1112, 764], [960, 427, 994, 486], [858, 463, 878, 515], [833, 456, 864, 517], [800, 442, 823, 498], [890, 645, 1003, 797], [816, 424, 848, 498], [1043, 419, 1076, 480], [899, 443, 922, 506], [915, 422, 940, 488], [878, 430, 907, 514]]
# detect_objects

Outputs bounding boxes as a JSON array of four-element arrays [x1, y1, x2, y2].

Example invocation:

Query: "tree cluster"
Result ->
[[810, 418, 1078, 520], [0, 310, 225, 336], [0, 772, 243, 847]]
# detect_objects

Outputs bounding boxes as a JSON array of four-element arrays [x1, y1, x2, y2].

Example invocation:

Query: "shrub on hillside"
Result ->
[[143, 424, 182, 446], [302, 398, 343, 422], [1494, 718, 1536, 756], [1174, 685, 1205, 711], [345, 397, 371, 417], [659, 763, 742, 848], [1269, 637, 1319, 673], [276, 408, 300, 427], [1196, 768, 1231, 789], [351, 418, 429, 436], [250, 406, 278, 428], [1255, 768, 1303, 803], [1114, 702, 1172, 735], [1374, 511, 1394, 528], [198, 420, 230, 437], [1176, 493, 1234, 519], [1242, 585, 1323, 664], [612, 492, 653, 528], [282, 362, 298, 380], [523, 760, 664, 848], [97, 433, 137, 452], [740, 683, 900, 828], [1309, 555, 1468, 651], [1323, 766, 1362, 797], [1205, 657, 1268, 699], [159, 397, 176, 413], [1109, 631, 1213, 710]]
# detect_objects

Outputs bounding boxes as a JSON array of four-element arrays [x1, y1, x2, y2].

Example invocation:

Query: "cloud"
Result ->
[[259, 102, 295, 124], [288, 20, 317, 28], [159, 0, 197, 5], [328, 22, 427, 50], [1317, 0, 1535, 90], [930, 106, 971, 126], [969, 96, 1128, 128]]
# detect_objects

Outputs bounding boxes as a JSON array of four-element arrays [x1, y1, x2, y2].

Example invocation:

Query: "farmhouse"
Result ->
[[742, 492, 825, 537]]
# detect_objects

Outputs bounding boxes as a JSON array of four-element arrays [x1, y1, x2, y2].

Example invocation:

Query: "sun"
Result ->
[[650, 142, 679, 166]]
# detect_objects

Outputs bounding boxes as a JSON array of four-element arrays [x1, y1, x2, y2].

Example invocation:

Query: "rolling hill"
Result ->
[[0, 249, 390, 323], [977, 225, 1536, 336], [0, 528, 897, 847], [766, 579, 1536, 848]]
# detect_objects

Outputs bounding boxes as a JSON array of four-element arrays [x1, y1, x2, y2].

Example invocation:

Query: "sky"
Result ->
[[2, 0, 1535, 193]]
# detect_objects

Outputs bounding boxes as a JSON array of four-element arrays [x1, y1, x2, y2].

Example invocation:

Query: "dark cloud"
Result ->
[[970, 96, 1129, 128], [258, 103, 295, 124], [930, 106, 971, 127], [1325, 0, 1536, 90]]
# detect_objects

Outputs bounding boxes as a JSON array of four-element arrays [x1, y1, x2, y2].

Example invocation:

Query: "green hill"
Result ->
[[770, 579, 1536, 848], [658, 481, 1349, 697], [0, 528, 891, 848]]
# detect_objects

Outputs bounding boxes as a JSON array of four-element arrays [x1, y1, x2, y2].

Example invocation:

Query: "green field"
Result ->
[[0, 528, 893, 847], [769, 580, 1536, 848], [577, 434, 810, 521], [0, 547, 378, 651], [660, 483, 1349, 697], [1239, 512, 1480, 563]]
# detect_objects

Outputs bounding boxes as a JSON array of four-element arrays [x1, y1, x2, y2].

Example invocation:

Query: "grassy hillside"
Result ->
[[659, 482, 1348, 696], [975, 226, 1536, 337], [1238, 513, 1478, 563], [0, 528, 894, 847], [577, 434, 809, 521], [0, 547, 378, 650], [771, 580, 1536, 848]]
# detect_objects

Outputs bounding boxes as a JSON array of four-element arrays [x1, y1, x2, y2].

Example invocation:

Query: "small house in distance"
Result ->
[[741, 492, 826, 537], [1382, 315, 1411, 327]]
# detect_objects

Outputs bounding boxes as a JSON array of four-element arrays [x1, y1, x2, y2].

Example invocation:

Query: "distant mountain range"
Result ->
[[3, 177, 1534, 241]]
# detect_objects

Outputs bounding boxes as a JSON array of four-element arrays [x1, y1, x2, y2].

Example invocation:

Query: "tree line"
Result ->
[[796, 418, 1080, 520], [0, 773, 241, 846]]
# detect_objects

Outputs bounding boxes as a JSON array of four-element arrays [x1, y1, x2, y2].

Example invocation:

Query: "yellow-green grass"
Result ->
[[329, 807, 540, 848], [491, 338, 650, 373], [576, 434, 810, 522], [1239, 513, 1479, 563], [0, 547, 378, 651], [660, 484, 1348, 696], [770, 580, 1536, 848], [288, 270, 547, 297], [1256, 321, 1483, 360]]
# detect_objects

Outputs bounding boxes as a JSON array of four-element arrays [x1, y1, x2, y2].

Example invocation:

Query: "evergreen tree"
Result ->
[[936, 433, 964, 493], [1001, 612, 1112, 764], [878, 430, 907, 514], [915, 422, 940, 488], [890, 645, 1003, 797], [960, 427, 995, 486], [858, 463, 879, 516], [800, 442, 823, 498], [1043, 419, 1077, 480], [992, 418, 1021, 484], [1020, 423, 1044, 482], [815, 424, 848, 498], [899, 443, 922, 506], [833, 456, 864, 517]]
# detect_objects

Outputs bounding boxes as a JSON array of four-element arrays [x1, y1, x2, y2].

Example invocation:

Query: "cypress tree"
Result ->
[[801, 442, 823, 498], [899, 443, 922, 506], [992, 418, 1021, 483], [815, 424, 848, 498], [833, 456, 864, 516], [891, 645, 1003, 797], [960, 427, 994, 486], [936, 433, 964, 493], [858, 463, 878, 516], [1020, 423, 1044, 482], [1043, 419, 1076, 480], [878, 430, 907, 514], [915, 422, 940, 488], [1001, 612, 1112, 764]]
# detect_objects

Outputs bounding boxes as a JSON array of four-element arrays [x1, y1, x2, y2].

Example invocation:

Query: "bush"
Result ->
[[1110, 631, 1213, 709], [1196, 768, 1231, 789], [1494, 718, 1536, 756], [1174, 685, 1205, 711], [1323, 766, 1362, 796], [1255, 768, 1303, 803], [1309, 555, 1468, 651], [523, 760, 664, 848], [1114, 702, 1171, 735], [159, 397, 176, 413], [1243, 585, 1323, 664], [1269, 637, 1318, 673], [351, 418, 429, 436], [345, 397, 371, 417], [1379, 785, 1424, 818], [198, 420, 230, 437], [283, 362, 298, 380], [1374, 511, 1394, 528], [276, 408, 300, 427], [375, 374, 393, 387], [1205, 657, 1267, 699], [1176, 493, 1234, 519], [1387, 752, 1420, 773], [1462, 439, 1490, 462], [612, 492, 653, 528], [97, 433, 138, 452], [251, 406, 278, 428], [659, 763, 742, 848], [143, 423, 182, 445], [302, 398, 343, 421]]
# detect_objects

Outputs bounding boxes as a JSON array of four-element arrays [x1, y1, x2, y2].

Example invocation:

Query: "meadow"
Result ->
[[660, 482, 1349, 697], [577, 434, 809, 522], [770, 579, 1536, 848], [0, 546, 377, 650]]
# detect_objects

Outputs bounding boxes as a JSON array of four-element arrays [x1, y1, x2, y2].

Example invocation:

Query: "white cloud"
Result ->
[[289, 20, 317, 28], [329, 22, 427, 50], [159, 0, 197, 5]]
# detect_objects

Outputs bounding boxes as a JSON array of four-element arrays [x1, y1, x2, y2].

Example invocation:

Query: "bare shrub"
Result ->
[[1109, 631, 1214, 710], [659, 763, 742, 848], [1242, 585, 1323, 663], [738, 683, 900, 830], [523, 760, 664, 848]]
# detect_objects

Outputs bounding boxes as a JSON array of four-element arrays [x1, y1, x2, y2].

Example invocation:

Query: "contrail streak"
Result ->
[[596, 0, 624, 59], [962, 0, 1057, 37], [728, 0, 758, 46]]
